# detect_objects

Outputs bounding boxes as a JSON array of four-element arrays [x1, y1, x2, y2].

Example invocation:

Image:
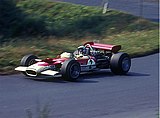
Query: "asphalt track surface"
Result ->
[[53, 0, 159, 22], [0, 53, 159, 118]]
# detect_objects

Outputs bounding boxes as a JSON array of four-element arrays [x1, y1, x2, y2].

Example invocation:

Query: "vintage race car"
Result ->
[[15, 42, 131, 81]]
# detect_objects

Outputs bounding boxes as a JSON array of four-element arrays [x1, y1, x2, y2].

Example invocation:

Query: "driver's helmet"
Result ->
[[77, 45, 86, 55]]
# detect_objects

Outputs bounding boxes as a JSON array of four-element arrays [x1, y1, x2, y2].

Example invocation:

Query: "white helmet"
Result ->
[[77, 45, 86, 55]]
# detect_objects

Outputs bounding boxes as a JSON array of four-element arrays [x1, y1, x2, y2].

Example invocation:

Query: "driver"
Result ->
[[78, 46, 86, 55], [74, 45, 88, 58]]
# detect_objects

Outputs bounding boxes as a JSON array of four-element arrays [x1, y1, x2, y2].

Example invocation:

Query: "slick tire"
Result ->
[[61, 59, 81, 81], [20, 54, 38, 76], [110, 52, 131, 75]]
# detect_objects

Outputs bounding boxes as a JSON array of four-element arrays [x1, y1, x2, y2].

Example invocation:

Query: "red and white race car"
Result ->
[[15, 42, 131, 81]]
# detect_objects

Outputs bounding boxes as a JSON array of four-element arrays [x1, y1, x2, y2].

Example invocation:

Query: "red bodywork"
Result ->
[[84, 42, 121, 53], [41, 57, 96, 66], [39, 42, 121, 66], [40, 58, 68, 66]]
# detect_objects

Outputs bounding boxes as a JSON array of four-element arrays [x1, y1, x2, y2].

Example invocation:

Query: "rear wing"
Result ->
[[84, 42, 121, 53]]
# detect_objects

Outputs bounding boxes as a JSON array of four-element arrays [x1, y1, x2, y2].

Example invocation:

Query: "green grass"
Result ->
[[0, 0, 159, 74], [102, 29, 159, 57], [15, 0, 157, 37]]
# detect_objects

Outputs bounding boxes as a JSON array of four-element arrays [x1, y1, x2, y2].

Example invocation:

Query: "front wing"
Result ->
[[15, 66, 60, 77]]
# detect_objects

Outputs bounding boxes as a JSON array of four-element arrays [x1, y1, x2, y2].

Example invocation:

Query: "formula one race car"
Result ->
[[15, 42, 131, 81]]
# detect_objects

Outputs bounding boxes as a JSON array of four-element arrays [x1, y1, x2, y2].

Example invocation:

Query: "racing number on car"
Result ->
[[87, 59, 95, 65]]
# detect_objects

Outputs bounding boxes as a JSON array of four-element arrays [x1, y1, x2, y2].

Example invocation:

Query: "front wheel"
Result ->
[[20, 54, 38, 76], [110, 52, 131, 75], [61, 59, 81, 81], [20, 54, 38, 66]]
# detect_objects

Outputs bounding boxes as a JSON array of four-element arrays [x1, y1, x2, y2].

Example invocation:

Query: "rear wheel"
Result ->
[[20, 54, 38, 75], [61, 59, 81, 81], [110, 52, 131, 75]]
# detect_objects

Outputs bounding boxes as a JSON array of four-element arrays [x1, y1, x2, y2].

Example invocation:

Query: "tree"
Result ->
[[0, 0, 47, 38], [0, 0, 23, 37]]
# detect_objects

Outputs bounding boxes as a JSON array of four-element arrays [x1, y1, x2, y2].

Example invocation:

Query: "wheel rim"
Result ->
[[122, 57, 131, 72], [28, 60, 36, 66], [70, 64, 80, 79]]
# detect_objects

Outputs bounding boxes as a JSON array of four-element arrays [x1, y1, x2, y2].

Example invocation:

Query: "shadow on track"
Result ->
[[27, 77, 68, 83], [24, 70, 150, 83], [128, 72, 150, 77]]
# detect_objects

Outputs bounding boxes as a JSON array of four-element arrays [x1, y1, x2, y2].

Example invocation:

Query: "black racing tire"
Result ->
[[20, 54, 38, 76], [61, 59, 81, 81], [110, 52, 131, 75], [20, 54, 38, 67]]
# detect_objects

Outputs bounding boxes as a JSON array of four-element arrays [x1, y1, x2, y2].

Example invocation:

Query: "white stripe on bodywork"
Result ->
[[81, 65, 96, 72], [41, 70, 59, 76], [15, 66, 27, 71]]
